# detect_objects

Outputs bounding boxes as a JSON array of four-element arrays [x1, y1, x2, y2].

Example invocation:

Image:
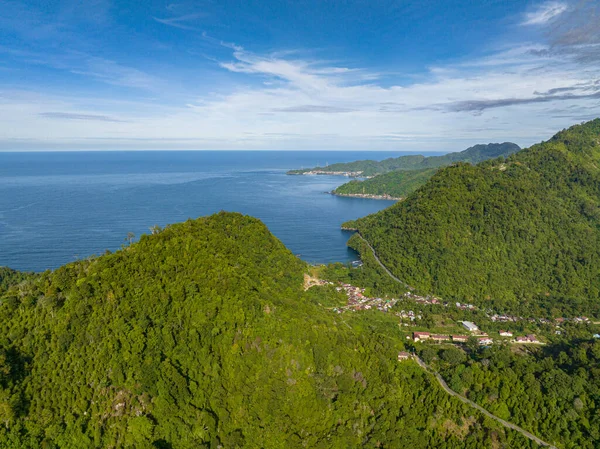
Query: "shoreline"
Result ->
[[329, 191, 403, 201], [287, 170, 371, 178]]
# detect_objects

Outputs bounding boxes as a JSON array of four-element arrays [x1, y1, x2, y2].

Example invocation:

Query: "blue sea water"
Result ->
[[0, 151, 428, 272]]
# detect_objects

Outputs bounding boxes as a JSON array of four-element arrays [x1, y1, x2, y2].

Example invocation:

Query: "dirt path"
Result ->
[[413, 355, 557, 448]]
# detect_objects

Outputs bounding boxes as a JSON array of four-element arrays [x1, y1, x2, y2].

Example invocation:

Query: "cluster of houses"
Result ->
[[412, 331, 494, 345], [489, 314, 590, 326], [489, 314, 521, 323], [300, 169, 367, 177], [400, 292, 477, 311], [396, 309, 423, 323], [402, 292, 443, 306], [412, 330, 541, 346], [456, 302, 478, 311], [320, 280, 591, 345], [515, 334, 541, 344], [335, 283, 398, 312]]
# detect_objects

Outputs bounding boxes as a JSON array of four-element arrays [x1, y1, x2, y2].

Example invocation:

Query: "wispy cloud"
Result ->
[[445, 91, 600, 113], [39, 112, 127, 122], [272, 105, 355, 113], [0, 45, 167, 93], [69, 55, 164, 91], [218, 44, 377, 93], [522, 1, 568, 25], [154, 13, 205, 30]]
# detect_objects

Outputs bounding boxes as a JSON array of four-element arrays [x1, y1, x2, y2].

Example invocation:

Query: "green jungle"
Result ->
[[2, 120, 600, 448]]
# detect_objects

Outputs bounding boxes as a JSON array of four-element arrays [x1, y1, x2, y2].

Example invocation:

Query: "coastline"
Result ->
[[330, 191, 403, 201], [287, 170, 371, 178]]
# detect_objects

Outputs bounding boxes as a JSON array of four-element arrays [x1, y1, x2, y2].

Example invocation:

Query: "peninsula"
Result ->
[[287, 142, 520, 177], [321, 143, 521, 200], [331, 167, 437, 200]]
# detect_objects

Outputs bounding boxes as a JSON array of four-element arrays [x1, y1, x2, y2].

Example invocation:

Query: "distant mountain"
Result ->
[[344, 119, 600, 305], [287, 142, 521, 176], [0, 212, 520, 447]]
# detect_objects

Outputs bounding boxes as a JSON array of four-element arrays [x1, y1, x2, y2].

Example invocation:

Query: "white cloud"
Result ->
[[1, 13, 600, 151], [522, 1, 568, 25]]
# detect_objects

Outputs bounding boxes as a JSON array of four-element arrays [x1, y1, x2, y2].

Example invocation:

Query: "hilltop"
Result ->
[[345, 119, 600, 306], [0, 212, 530, 448], [287, 142, 520, 177]]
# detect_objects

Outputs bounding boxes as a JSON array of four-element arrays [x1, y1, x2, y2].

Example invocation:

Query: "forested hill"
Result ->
[[345, 119, 600, 306], [333, 167, 438, 199], [287, 142, 520, 176], [0, 212, 528, 448]]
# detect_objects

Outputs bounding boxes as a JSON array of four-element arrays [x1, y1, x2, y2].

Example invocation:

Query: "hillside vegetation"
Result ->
[[288, 142, 520, 176], [0, 212, 531, 448], [346, 119, 600, 307], [333, 168, 437, 199], [0, 268, 30, 294]]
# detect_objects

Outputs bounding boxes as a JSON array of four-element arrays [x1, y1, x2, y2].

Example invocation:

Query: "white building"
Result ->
[[461, 321, 479, 332]]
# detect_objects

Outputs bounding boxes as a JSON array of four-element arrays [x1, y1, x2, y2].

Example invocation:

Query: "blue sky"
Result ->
[[0, 0, 599, 150]]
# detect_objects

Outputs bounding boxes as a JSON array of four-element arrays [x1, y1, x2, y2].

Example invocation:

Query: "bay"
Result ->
[[0, 151, 434, 272]]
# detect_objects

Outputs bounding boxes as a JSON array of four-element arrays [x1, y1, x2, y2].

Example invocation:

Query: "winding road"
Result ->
[[355, 233, 412, 289], [354, 232, 557, 448], [413, 356, 557, 448]]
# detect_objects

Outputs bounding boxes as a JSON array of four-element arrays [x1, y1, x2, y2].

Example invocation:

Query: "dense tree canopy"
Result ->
[[333, 168, 437, 199], [0, 212, 530, 448], [347, 119, 600, 307], [0, 268, 30, 294], [424, 338, 600, 449]]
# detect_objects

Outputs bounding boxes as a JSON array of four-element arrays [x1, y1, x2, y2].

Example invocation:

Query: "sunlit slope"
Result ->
[[348, 119, 600, 304], [0, 212, 527, 448]]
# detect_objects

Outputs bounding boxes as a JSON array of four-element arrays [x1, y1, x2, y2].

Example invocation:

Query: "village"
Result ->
[[295, 169, 369, 177], [307, 277, 595, 347], [410, 321, 543, 346]]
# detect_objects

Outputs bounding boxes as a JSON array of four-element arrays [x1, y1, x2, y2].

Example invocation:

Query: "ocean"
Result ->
[[0, 150, 424, 272]]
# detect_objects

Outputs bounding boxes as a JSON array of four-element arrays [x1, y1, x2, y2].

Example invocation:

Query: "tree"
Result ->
[[421, 347, 437, 364], [466, 337, 479, 352], [440, 348, 467, 366]]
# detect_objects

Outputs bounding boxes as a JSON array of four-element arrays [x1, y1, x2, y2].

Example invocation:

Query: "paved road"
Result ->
[[355, 233, 558, 448], [355, 233, 412, 289], [413, 356, 557, 448]]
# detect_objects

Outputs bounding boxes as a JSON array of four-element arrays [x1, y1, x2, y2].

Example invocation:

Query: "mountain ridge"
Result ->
[[287, 142, 521, 177], [345, 119, 600, 305]]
